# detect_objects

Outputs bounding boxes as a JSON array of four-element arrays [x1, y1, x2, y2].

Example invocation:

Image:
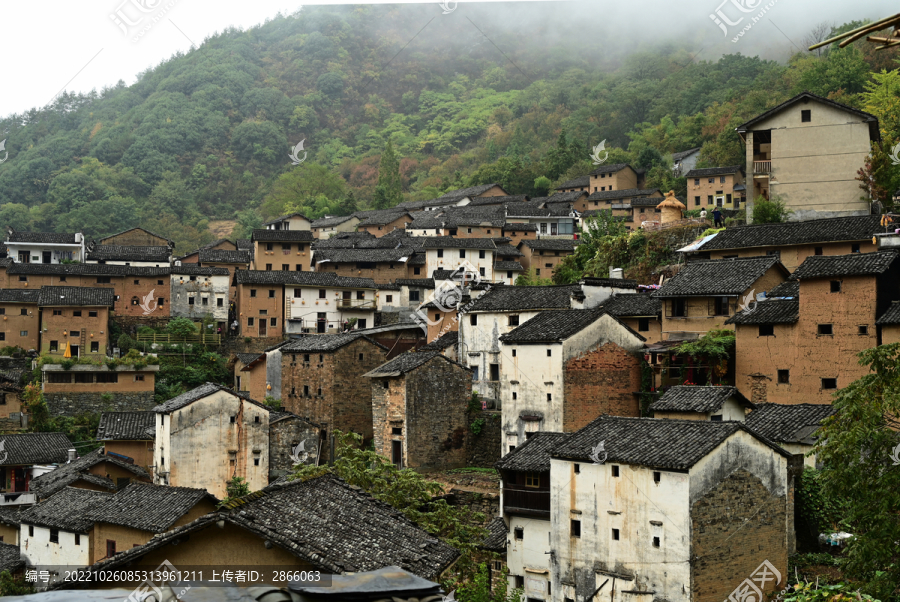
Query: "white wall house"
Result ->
[[153, 384, 270, 499], [5, 232, 85, 264], [264, 213, 312, 231], [419, 239, 497, 284], [284, 276, 378, 334], [648, 385, 755, 422], [549, 416, 795, 602], [169, 266, 231, 323]]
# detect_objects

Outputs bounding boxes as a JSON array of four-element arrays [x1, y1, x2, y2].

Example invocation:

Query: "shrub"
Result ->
[[60, 359, 76, 371]]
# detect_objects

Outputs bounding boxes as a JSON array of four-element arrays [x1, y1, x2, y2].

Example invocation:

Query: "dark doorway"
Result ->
[[317, 312, 327, 334], [391, 440, 403, 468], [42, 251, 52, 264]]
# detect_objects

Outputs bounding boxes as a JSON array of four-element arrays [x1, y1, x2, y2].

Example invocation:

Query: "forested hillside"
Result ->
[[0, 4, 896, 251]]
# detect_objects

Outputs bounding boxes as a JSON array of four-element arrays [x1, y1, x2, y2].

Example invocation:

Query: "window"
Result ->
[[188, 296, 195, 306], [106, 540, 116, 558], [507, 271, 513, 279], [459, 249, 466, 259], [546, 393, 552, 402], [571, 520, 581, 538], [637, 318, 650, 332], [59, 276, 66, 282], [319, 289, 326, 299], [479, 250, 486, 259], [514, 527, 524, 540], [814, 246, 823, 256], [248, 317, 254, 326], [509, 315, 519, 326], [48, 373, 71, 383], [759, 324, 774, 337], [535, 269, 540, 276], [97, 277, 111, 284], [672, 299, 687, 317], [135, 375, 145, 382], [50, 340, 58, 352], [19, 331, 27, 337], [409, 290, 420, 302], [0, 309, 4, 315], [89, 311, 97, 317], [714, 297, 730, 316], [296, 265, 302, 271], [480, 267, 485, 277], [612, 465, 620, 477], [270, 318, 277, 327], [259, 309, 268, 315], [18, 276, 26, 282], [20, 308, 28, 316], [303, 385, 309, 397], [472, 366, 479, 381], [75, 373, 93, 384], [266, 243, 274, 251], [96, 373, 118, 383], [777, 369, 790, 384], [250, 289, 257, 297], [268, 289, 275, 298], [525, 473, 540, 488], [822, 378, 837, 390], [230, 415, 236, 423], [546, 349, 552, 357], [91, 342, 99, 352], [818, 324, 833, 335], [851, 243, 860, 253], [801, 109, 811, 122], [490, 363, 499, 381], [50, 529, 59, 543], [512, 349, 516, 357], [512, 392, 517, 400], [386, 295, 393, 303], [158, 280, 163, 285], [612, 529, 620, 540], [858, 325, 869, 335], [254, 458, 260, 466], [711, 415, 723, 421], [217, 298, 224, 307], [830, 281, 841, 293], [653, 471, 661, 483], [51, 309, 62, 316], [470, 314, 477, 326], [708, 178, 714, 183], [694, 178, 700, 186], [653, 536, 660, 547], [75, 534, 80, 545], [694, 196, 701, 206], [413, 267, 421, 275]]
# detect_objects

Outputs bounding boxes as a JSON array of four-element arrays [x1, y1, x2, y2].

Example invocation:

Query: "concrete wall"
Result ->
[[170, 273, 230, 322]]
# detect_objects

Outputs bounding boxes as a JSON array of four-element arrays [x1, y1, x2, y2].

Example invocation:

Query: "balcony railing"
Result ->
[[337, 299, 376, 309], [503, 486, 550, 516], [753, 161, 772, 174], [0, 491, 36, 506]]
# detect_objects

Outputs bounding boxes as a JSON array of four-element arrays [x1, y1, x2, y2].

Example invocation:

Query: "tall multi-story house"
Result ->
[[418, 238, 496, 283], [549, 416, 797, 602], [250, 229, 315, 271], [684, 166, 745, 210], [5, 231, 85, 264], [737, 91, 880, 221], [38, 286, 115, 358], [194, 248, 252, 283], [588, 163, 642, 194], [153, 383, 270, 498], [169, 266, 231, 329], [0, 289, 40, 351], [498, 308, 645, 452], [517, 240, 580, 278], [728, 252, 900, 405], [653, 256, 788, 340]]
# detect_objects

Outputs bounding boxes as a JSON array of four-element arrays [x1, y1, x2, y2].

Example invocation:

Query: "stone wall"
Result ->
[[466, 410, 501, 468], [0, 357, 31, 373], [268, 415, 321, 481], [218, 336, 285, 357], [44, 391, 156, 417], [443, 488, 500, 525], [113, 316, 169, 336]]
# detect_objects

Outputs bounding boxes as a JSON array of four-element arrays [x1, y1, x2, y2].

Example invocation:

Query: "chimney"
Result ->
[[67, 449, 76, 463]]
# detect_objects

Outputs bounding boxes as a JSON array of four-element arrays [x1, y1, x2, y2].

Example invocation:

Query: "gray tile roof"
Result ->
[[98, 227, 174, 246], [234, 270, 377, 288], [768, 280, 799, 297], [170, 265, 230, 276], [281, 333, 388, 354], [877, 301, 900, 325], [86, 245, 170, 262], [315, 248, 416, 264], [649, 386, 753, 413], [251, 229, 315, 242], [726, 298, 799, 325], [495, 244, 524, 258], [581, 277, 639, 289], [556, 176, 590, 189], [586, 188, 661, 201], [153, 382, 268, 414], [263, 212, 312, 226], [19, 487, 113, 532], [495, 431, 570, 472], [500, 308, 643, 344], [29, 448, 150, 498], [789, 251, 898, 280], [552, 415, 790, 469], [38, 286, 115, 307], [395, 278, 435, 288], [672, 147, 701, 161], [481, 516, 507, 552], [698, 215, 881, 251], [466, 285, 580, 313], [543, 191, 589, 204], [684, 166, 744, 178], [630, 196, 666, 207], [653, 256, 784, 297], [356, 211, 413, 227], [198, 249, 251, 264], [0, 432, 72, 466], [235, 352, 265, 366], [98, 482, 216, 532], [435, 183, 504, 200], [0, 542, 23, 574], [96, 412, 156, 441], [495, 261, 524, 271], [235, 239, 252, 250], [744, 403, 836, 445], [8, 263, 169, 277], [736, 91, 880, 140], [520, 239, 580, 251], [599, 293, 661, 317], [364, 351, 465, 378], [416, 237, 497, 249], [0, 289, 40, 304], [312, 215, 358, 228], [588, 163, 632, 176], [502, 223, 537, 232], [7, 232, 79, 244], [0, 507, 21, 527], [467, 195, 529, 207], [420, 331, 458, 351]]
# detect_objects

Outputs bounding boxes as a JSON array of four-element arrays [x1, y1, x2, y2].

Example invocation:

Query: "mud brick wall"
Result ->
[[44, 392, 156, 417], [466, 410, 501, 467], [691, 468, 789, 602], [563, 343, 641, 432], [268, 416, 321, 480]]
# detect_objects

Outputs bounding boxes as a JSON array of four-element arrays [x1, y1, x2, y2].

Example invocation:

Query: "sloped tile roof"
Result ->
[[18, 487, 113, 532], [495, 244, 524, 258], [263, 212, 311, 226], [235, 352, 265, 366], [698, 215, 880, 251], [7, 232, 79, 244], [768, 280, 799, 297], [653, 256, 784, 297], [684, 166, 744, 178], [789, 251, 898, 280], [86, 245, 170, 262], [416, 237, 497, 249], [599, 293, 661, 317], [587, 188, 661, 201], [0, 507, 21, 527], [744, 403, 836, 444], [395, 278, 435, 288], [0, 432, 72, 466], [466, 285, 579, 312], [312, 215, 358, 228], [97, 482, 216, 532], [649, 385, 753, 413], [588, 163, 632, 176], [673, 147, 701, 161], [363, 350, 458, 377], [251, 229, 315, 242], [500, 308, 629, 344], [495, 261, 524, 271], [96, 412, 156, 441], [552, 415, 789, 469], [556, 176, 590, 189], [435, 183, 504, 200], [235, 270, 376, 288], [876, 301, 900, 325], [420, 331, 458, 351], [467, 195, 529, 207], [29, 448, 150, 498], [38, 286, 115, 307], [315, 248, 416, 264], [356, 212, 413, 226], [281, 333, 388, 354], [235, 239, 252, 250], [153, 382, 268, 414], [170, 265, 230, 276], [520, 239, 580, 251], [543, 191, 588, 204], [502, 223, 537, 232], [631, 196, 666, 207], [735, 91, 879, 140], [0, 289, 40, 303], [726, 298, 799, 325], [198, 249, 251, 264], [495, 431, 570, 472], [481, 516, 507, 552], [9, 263, 171, 277]]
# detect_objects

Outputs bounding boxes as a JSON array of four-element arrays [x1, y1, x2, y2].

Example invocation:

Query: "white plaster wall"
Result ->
[[424, 249, 494, 283], [266, 347, 283, 401], [154, 412, 170, 485], [285, 285, 376, 333], [501, 343, 563, 450], [577, 284, 637, 309], [20, 525, 89, 572], [460, 310, 541, 400], [717, 397, 748, 421], [7, 242, 84, 264], [506, 515, 552, 600], [170, 273, 230, 321]]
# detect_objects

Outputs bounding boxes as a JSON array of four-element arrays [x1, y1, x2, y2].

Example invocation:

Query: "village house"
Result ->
[[555, 175, 590, 193], [356, 210, 414, 237], [0, 370, 26, 429], [96, 412, 156, 472], [281, 334, 388, 451], [0, 289, 40, 351], [517, 239, 580, 277], [169, 265, 231, 330], [588, 163, 643, 194], [194, 248, 252, 283], [684, 215, 880, 271], [495, 431, 569, 598], [18, 482, 216, 583], [418, 237, 497, 283], [539, 190, 589, 209], [397, 183, 510, 214], [81, 474, 459, 586], [268, 411, 321, 481], [628, 196, 664, 228], [313, 246, 420, 283], [499, 308, 646, 452], [549, 416, 798, 602], [598, 293, 662, 343], [500, 222, 537, 247], [648, 385, 755, 421], [579, 188, 663, 214], [176, 238, 238, 264], [672, 147, 702, 177], [467, 194, 531, 209], [4, 231, 85, 264], [0, 432, 72, 507], [744, 403, 836, 468], [653, 256, 789, 340], [263, 212, 312, 231], [37, 286, 115, 358], [98, 227, 173, 248], [284, 272, 378, 335], [737, 91, 880, 221], [232, 270, 288, 339], [419, 330, 459, 360], [506, 203, 578, 239], [310, 215, 361, 239], [84, 242, 172, 266], [728, 252, 900, 405], [250, 229, 315, 272], [28, 447, 152, 500], [684, 166, 746, 210], [152, 383, 270, 498], [0, 508, 20, 544], [365, 351, 472, 471], [877, 300, 900, 344], [232, 352, 268, 401], [41, 361, 159, 416]]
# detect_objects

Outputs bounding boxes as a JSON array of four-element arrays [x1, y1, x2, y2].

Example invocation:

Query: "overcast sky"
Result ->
[[0, 0, 895, 117]]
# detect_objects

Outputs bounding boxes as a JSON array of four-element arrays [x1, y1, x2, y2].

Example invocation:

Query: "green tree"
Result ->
[[533, 176, 552, 197], [813, 343, 900, 600], [515, 268, 554, 286], [339, 190, 358, 215], [166, 317, 198, 339], [751, 196, 792, 224], [373, 140, 402, 209], [219, 476, 252, 506], [260, 163, 347, 219]]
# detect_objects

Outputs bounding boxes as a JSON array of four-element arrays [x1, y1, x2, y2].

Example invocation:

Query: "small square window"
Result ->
[[134, 279, 139, 285], [818, 324, 833, 335], [801, 109, 811, 122], [571, 520, 581, 538], [546, 349, 552, 357], [777, 369, 790, 384], [638, 318, 649, 332], [546, 393, 552, 402], [612, 465, 620, 477], [254, 458, 260, 466], [822, 378, 837, 390], [612, 528, 620, 540], [851, 243, 861, 253], [479, 250, 486, 259], [250, 289, 257, 297], [574, 463, 580, 474], [830, 281, 841, 293], [858, 325, 868, 335], [653, 536, 660, 547], [268, 290, 275, 298], [230, 416, 236, 423], [270, 318, 277, 327], [53, 309, 62, 316], [188, 297, 195, 305], [89, 311, 97, 317], [509, 315, 519, 326], [759, 324, 774, 337], [20, 308, 28, 316], [653, 471, 661, 483], [514, 527, 524, 540], [814, 246, 823, 256], [158, 280, 163, 285], [248, 317, 254, 326]]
